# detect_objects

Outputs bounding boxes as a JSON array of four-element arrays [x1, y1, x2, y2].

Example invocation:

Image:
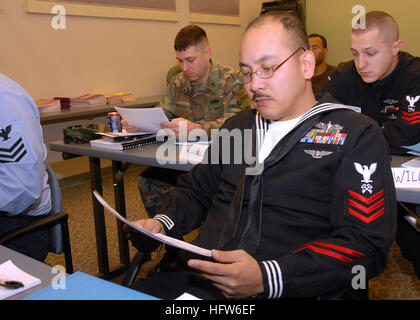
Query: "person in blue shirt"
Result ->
[[0, 73, 52, 261]]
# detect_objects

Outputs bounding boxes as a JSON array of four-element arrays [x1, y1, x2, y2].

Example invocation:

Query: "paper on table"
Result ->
[[176, 292, 201, 300], [401, 157, 420, 168], [402, 143, 420, 156], [93, 191, 212, 257], [0, 260, 41, 300], [115, 107, 168, 132]]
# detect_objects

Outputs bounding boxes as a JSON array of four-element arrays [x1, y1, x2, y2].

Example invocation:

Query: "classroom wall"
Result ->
[[306, 0, 420, 66], [0, 0, 264, 100], [0, 0, 265, 169], [4, 0, 418, 172], [2, 0, 417, 108]]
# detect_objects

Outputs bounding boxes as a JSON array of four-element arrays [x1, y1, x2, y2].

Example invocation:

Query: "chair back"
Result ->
[[45, 164, 64, 253]]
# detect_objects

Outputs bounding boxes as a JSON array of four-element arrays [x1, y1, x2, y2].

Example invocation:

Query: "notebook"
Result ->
[[90, 133, 167, 150], [0, 260, 41, 300]]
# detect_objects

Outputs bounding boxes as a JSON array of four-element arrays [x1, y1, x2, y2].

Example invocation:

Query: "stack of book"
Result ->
[[70, 94, 107, 109], [105, 92, 135, 104], [90, 132, 167, 150], [54, 97, 71, 110], [35, 98, 61, 113]]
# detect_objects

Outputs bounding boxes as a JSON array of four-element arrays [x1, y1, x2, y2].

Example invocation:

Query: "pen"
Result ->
[[0, 279, 24, 289]]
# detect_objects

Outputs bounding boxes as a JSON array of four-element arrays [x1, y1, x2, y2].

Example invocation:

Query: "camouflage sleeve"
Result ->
[[197, 84, 251, 135], [157, 82, 177, 121]]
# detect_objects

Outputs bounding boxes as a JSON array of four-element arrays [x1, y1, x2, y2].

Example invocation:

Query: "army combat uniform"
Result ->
[[139, 62, 251, 217]]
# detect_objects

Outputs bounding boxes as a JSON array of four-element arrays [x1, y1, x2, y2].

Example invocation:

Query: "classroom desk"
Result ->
[[40, 96, 161, 124], [49, 140, 194, 279], [0, 245, 158, 300], [0, 245, 59, 300]]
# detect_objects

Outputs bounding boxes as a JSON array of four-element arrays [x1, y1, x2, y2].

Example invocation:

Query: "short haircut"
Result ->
[[352, 10, 399, 42], [308, 33, 327, 49], [174, 25, 208, 51], [245, 12, 309, 50]]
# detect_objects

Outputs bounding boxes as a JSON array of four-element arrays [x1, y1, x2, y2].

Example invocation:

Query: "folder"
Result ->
[[23, 271, 159, 300]]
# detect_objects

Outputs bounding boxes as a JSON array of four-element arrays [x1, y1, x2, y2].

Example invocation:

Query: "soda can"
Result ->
[[107, 112, 122, 132]]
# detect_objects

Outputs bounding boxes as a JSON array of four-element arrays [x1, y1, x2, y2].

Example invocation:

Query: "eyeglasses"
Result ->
[[236, 47, 305, 84]]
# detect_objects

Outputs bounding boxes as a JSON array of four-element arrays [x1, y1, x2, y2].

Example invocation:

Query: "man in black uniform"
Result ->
[[321, 10, 420, 280], [125, 13, 396, 299], [321, 10, 420, 156], [308, 33, 336, 95]]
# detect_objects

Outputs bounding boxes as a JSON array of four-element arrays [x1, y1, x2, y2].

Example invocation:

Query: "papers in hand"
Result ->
[[115, 107, 168, 132], [93, 191, 211, 257], [0, 260, 41, 300]]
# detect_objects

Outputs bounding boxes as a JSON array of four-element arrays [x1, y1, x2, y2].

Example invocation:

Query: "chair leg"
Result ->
[[61, 216, 74, 274], [121, 251, 150, 287]]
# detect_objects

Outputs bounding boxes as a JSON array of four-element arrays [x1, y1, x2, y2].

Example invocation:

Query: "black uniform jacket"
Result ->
[[321, 51, 420, 155], [155, 96, 397, 298]]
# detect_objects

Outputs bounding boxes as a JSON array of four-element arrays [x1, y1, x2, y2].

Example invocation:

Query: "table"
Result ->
[[40, 96, 161, 124], [41, 95, 161, 164], [0, 245, 60, 300], [0, 245, 158, 300], [49, 140, 195, 279]]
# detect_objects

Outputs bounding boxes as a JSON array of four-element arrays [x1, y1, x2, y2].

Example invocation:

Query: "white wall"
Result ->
[[0, 0, 264, 100], [0, 0, 264, 169]]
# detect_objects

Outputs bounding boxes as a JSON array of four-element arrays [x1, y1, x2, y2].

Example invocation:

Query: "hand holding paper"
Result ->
[[115, 107, 168, 133], [123, 219, 164, 253], [93, 191, 211, 257], [160, 118, 203, 139]]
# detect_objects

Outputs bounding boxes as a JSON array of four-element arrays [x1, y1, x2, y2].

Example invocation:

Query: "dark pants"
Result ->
[[395, 202, 420, 279], [137, 167, 184, 218], [0, 215, 49, 262], [131, 260, 225, 300]]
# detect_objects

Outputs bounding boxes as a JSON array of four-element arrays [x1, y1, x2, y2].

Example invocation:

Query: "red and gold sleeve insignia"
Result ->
[[344, 159, 386, 225]]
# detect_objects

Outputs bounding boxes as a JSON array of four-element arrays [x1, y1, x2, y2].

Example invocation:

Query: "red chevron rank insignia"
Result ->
[[347, 189, 385, 224], [401, 111, 420, 124]]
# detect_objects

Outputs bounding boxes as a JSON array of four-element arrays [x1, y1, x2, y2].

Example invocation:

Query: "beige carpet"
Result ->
[[45, 166, 420, 299]]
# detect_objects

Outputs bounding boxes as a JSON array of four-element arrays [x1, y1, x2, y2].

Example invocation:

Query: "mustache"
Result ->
[[252, 91, 271, 101]]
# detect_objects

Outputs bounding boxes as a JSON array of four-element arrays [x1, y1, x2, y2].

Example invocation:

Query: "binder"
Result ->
[[90, 133, 168, 150]]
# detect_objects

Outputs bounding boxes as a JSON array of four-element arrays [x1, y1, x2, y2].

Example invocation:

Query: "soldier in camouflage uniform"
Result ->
[[138, 25, 250, 219], [159, 62, 250, 136]]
